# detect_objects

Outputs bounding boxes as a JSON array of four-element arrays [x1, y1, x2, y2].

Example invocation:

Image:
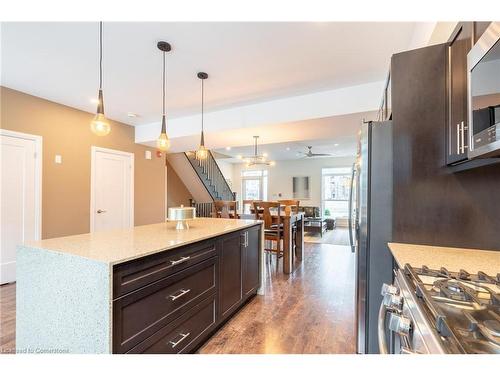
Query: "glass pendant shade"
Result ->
[[157, 115, 170, 151], [90, 89, 111, 136], [196, 145, 208, 160], [196, 130, 208, 160]]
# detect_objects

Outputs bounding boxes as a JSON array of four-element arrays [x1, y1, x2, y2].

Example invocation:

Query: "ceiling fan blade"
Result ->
[[310, 153, 333, 157]]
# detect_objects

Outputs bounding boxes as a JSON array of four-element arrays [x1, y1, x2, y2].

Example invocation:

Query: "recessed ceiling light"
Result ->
[[127, 112, 139, 118], [334, 143, 339, 147], [225, 146, 231, 151], [286, 147, 291, 151]]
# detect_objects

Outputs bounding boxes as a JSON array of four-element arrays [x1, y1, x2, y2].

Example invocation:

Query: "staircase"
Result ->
[[184, 150, 235, 203]]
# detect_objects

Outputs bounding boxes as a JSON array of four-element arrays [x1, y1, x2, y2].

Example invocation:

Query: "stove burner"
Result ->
[[433, 279, 480, 304]]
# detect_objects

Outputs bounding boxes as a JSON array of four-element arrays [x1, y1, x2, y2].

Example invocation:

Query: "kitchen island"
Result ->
[[16, 218, 263, 354]]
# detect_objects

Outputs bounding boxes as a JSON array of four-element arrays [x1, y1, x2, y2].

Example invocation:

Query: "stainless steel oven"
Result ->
[[468, 22, 500, 159]]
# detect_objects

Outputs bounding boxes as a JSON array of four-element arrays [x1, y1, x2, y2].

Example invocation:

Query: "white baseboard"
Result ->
[[0, 261, 16, 284]]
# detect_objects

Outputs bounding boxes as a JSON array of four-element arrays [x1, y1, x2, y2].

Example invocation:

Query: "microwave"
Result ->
[[468, 22, 500, 159]]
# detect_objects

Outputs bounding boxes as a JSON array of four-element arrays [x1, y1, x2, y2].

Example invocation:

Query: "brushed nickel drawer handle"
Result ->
[[170, 256, 190, 266], [168, 289, 191, 301], [169, 332, 190, 348]]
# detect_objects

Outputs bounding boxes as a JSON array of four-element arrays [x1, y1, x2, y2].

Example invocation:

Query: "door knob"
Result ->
[[97, 209, 107, 214]]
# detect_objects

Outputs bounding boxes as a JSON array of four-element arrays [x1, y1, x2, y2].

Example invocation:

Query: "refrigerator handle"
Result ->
[[348, 163, 356, 253]]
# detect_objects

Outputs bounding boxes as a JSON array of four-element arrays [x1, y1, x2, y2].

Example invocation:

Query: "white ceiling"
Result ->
[[1, 22, 418, 126], [141, 110, 374, 155], [213, 137, 357, 162]]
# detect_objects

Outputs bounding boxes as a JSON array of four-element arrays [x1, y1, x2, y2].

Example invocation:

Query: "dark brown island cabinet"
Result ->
[[446, 21, 491, 165], [112, 224, 261, 354]]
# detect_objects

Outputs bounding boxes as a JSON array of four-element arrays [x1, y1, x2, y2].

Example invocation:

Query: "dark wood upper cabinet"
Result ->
[[446, 21, 493, 166], [446, 22, 473, 165], [242, 226, 260, 297]]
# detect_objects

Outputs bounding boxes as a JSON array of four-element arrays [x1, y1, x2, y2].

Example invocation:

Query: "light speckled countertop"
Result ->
[[23, 218, 262, 265], [388, 242, 500, 275]]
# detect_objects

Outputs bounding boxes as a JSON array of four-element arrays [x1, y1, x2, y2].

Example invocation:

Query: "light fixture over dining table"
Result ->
[[242, 136, 275, 167]]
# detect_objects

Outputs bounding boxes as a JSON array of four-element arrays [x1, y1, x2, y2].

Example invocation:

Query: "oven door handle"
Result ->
[[378, 299, 389, 354]]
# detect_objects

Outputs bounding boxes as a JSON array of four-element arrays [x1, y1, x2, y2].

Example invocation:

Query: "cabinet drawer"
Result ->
[[127, 294, 217, 354], [113, 257, 217, 353], [113, 239, 216, 298]]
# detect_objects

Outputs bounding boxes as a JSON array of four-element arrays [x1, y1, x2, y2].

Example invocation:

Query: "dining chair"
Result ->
[[243, 199, 261, 214], [253, 201, 282, 269], [278, 200, 300, 250], [278, 199, 300, 214], [212, 200, 238, 219]]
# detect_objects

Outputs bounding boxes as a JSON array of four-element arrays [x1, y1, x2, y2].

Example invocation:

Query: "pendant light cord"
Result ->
[[201, 78, 204, 132], [162, 50, 166, 116], [99, 21, 103, 90]]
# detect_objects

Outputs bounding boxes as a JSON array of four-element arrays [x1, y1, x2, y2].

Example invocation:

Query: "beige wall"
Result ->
[[166, 159, 192, 208], [1, 87, 166, 239]]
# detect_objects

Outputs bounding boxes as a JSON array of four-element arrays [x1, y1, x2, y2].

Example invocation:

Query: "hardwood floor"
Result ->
[[0, 282, 16, 354], [0, 242, 356, 354], [199, 242, 356, 354]]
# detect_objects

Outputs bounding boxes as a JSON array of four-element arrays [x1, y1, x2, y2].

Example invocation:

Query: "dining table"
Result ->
[[241, 209, 304, 274]]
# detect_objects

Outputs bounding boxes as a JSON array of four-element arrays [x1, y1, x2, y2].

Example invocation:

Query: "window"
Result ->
[[241, 169, 268, 201], [321, 167, 352, 219]]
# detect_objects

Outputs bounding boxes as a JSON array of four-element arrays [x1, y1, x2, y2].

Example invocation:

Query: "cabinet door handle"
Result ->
[[462, 121, 468, 152], [245, 232, 248, 247], [168, 288, 191, 301], [460, 121, 465, 153], [168, 332, 190, 348], [170, 256, 190, 266], [456, 123, 460, 154]]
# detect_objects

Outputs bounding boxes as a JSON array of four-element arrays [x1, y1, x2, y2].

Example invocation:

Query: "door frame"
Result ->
[[90, 146, 134, 232], [0, 129, 43, 241]]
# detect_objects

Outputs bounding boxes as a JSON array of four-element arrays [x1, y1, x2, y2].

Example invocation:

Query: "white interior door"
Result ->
[[91, 147, 134, 232], [1, 130, 42, 284]]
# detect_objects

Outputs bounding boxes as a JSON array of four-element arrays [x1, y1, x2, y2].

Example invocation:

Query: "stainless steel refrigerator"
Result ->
[[348, 120, 393, 354]]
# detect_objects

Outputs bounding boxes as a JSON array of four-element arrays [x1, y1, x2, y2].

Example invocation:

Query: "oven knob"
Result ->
[[388, 313, 412, 336], [381, 283, 398, 296], [383, 293, 403, 310]]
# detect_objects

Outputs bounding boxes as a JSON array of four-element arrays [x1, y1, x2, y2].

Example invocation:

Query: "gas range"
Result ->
[[379, 264, 500, 354]]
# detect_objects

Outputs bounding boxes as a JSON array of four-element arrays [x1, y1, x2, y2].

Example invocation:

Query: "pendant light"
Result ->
[[195, 72, 209, 160], [242, 136, 275, 167], [90, 22, 111, 136], [157, 41, 172, 151]]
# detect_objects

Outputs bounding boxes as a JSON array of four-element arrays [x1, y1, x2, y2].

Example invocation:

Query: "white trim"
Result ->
[[0, 129, 42, 241], [320, 166, 352, 219], [90, 146, 134, 232]]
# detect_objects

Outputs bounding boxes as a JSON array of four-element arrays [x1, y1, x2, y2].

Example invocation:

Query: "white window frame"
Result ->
[[241, 169, 268, 202], [321, 167, 352, 218]]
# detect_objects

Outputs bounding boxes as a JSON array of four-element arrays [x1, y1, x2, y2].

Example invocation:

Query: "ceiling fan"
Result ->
[[298, 146, 333, 158]]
